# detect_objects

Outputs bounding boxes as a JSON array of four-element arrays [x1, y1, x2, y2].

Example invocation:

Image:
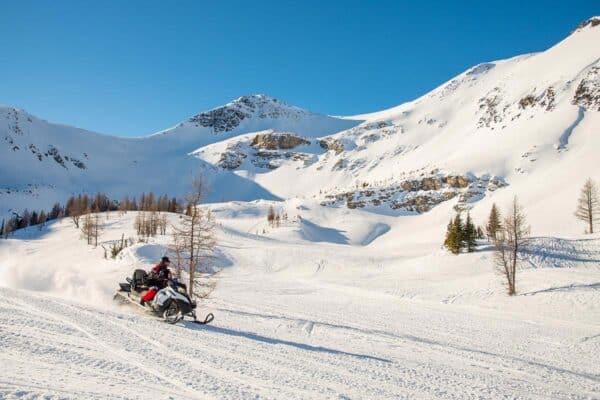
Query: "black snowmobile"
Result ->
[[114, 269, 214, 325]]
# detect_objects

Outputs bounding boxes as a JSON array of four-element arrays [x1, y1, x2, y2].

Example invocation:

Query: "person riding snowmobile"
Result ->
[[140, 256, 172, 305]]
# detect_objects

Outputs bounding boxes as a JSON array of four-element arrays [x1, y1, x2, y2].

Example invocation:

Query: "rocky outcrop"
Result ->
[[218, 144, 247, 170], [573, 64, 600, 111], [477, 87, 503, 128], [331, 158, 345, 171], [572, 17, 600, 33], [251, 133, 310, 150], [518, 95, 536, 109], [518, 87, 556, 112], [319, 138, 344, 154], [189, 108, 249, 133], [445, 175, 470, 188], [320, 174, 505, 213], [187, 95, 311, 133], [215, 134, 314, 171]]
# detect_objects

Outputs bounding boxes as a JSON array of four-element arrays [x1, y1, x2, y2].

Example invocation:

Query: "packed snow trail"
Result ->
[[1, 276, 599, 399], [1, 211, 600, 399]]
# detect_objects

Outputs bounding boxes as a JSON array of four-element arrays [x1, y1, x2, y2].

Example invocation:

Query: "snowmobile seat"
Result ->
[[131, 269, 149, 291], [119, 282, 131, 292]]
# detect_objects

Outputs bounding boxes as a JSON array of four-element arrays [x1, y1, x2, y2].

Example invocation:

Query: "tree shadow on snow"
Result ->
[[185, 322, 391, 363], [521, 282, 600, 296]]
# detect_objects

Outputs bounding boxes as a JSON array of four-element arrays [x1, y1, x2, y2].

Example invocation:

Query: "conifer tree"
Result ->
[[20, 209, 31, 229], [452, 213, 464, 254], [443, 219, 454, 250], [464, 213, 477, 252], [444, 214, 463, 254], [30, 211, 39, 226], [49, 203, 63, 220], [486, 203, 502, 241], [38, 210, 47, 230]]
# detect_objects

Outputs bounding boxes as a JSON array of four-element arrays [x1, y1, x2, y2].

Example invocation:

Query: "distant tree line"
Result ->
[[1, 191, 184, 238]]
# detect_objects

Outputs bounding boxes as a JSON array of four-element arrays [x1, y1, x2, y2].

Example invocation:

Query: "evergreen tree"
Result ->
[[464, 213, 477, 252], [49, 203, 63, 220], [20, 209, 31, 229], [486, 203, 502, 242], [38, 210, 47, 230], [0, 219, 4, 239], [443, 218, 454, 250], [452, 213, 464, 254], [30, 211, 39, 226], [444, 214, 463, 254]]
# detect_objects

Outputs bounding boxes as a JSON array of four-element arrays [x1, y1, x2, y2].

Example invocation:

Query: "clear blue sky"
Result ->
[[0, 1, 596, 137]]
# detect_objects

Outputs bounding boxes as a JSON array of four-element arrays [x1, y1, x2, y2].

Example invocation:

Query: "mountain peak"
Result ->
[[572, 16, 600, 33], [185, 94, 309, 133]]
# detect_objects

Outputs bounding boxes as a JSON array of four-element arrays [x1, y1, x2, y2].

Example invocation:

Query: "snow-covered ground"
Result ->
[[1, 206, 599, 399], [1, 15, 600, 400]]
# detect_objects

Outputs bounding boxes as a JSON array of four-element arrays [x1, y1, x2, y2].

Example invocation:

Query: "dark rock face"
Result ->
[[189, 107, 250, 133], [573, 65, 600, 111], [519, 95, 536, 109], [251, 133, 310, 150], [187, 95, 309, 133], [477, 87, 503, 128], [572, 17, 600, 33], [218, 145, 247, 170], [46, 146, 66, 169]]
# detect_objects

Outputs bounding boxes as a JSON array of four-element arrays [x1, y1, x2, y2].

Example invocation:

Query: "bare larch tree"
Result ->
[[493, 196, 530, 296], [575, 178, 600, 234], [172, 175, 216, 298]]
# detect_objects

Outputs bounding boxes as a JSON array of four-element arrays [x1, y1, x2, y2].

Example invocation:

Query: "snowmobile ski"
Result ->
[[192, 313, 214, 325]]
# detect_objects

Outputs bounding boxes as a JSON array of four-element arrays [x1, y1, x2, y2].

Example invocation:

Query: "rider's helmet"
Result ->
[[161, 256, 171, 265]]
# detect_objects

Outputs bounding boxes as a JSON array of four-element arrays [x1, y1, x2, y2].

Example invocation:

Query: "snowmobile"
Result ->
[[114, 269, 214, 325]]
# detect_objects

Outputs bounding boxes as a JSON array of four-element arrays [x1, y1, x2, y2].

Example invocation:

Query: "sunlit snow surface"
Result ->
[[1, 19, 600, 400]]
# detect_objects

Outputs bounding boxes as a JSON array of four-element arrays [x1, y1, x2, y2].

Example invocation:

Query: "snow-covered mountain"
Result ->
[[0, 95, 359, 213], [2, 18, 600, 399], [2, 17, 599, 236]]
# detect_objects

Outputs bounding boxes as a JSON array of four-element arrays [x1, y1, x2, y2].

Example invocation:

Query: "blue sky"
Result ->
[[0, 1, 596, 137]]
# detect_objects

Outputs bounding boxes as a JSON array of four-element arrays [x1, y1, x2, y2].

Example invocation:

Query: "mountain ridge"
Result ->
[[1, 17, 599, 237]]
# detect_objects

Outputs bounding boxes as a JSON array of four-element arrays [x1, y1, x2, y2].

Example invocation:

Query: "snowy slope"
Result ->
[[1, 209, 599, 399], [3, 19, 598, 238], [0, 95, 359, 216], [1, 18, 600, 399]]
